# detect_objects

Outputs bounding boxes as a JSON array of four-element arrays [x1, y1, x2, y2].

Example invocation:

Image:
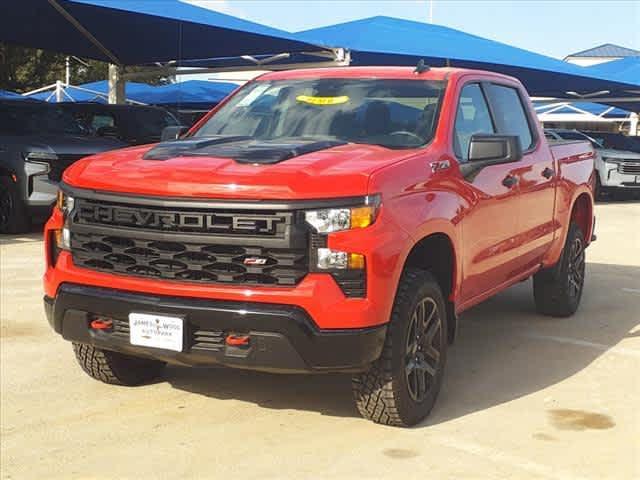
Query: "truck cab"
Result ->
[[43, 67, 595, 426]]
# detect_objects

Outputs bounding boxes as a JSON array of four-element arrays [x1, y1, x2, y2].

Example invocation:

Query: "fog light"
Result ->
[[317, 248, 347, 269], [317, 249, 365, 270], [55, 227, 71, 251]]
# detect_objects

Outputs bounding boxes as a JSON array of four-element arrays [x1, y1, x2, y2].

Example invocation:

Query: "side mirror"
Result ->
[[161, 125, 189, 142], [468, 134, 522, 163]]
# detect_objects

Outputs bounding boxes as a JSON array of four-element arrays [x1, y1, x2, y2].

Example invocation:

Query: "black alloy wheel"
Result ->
[[566, 235, 585, 301], [405, 296, 443, 402]]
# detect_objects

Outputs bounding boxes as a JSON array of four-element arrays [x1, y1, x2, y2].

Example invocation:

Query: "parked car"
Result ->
[[44, 67, 595, 426], [545, 129, 640, 199], [0, 100, 126, 233], [59, 103, 179, 145], [583, 131, 640, 154]]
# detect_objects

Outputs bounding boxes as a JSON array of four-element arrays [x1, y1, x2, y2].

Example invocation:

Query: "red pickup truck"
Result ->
[[43, 66, 595, 426]]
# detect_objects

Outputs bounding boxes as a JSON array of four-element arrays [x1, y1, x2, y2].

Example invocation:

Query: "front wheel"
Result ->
[[73, 343, 166, 386], [0, 176, 29, 234], [533, 222, 586, 317], [352, 269, 447, 427]]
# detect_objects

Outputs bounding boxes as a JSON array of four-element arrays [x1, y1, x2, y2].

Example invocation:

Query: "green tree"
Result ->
[[1, 43, 169, 94]]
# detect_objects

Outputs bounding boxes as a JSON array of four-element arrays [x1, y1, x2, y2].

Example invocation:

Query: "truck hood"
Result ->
[[63, 141, 417, 199], [21, 134, 126, 156], [598, 148, 640, 160]]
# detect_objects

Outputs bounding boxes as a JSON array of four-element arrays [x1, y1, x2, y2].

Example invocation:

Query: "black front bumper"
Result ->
[[44, 284, 386, 373]]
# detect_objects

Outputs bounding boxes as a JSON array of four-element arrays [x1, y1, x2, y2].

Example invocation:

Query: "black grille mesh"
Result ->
[[71, 232, 308, 286], [619, 163, 640, 175]]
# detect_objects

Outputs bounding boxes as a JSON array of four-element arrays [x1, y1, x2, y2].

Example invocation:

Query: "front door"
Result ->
[[453, 83, 524, 304]]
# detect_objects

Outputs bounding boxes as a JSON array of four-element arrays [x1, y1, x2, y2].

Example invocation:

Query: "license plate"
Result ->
[[129, 313, 183, 352]]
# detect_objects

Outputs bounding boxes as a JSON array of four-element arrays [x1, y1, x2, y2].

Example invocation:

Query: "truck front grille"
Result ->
[[618, 163, 640, 175], [68, 195, 310, 287], [71, 232, 308, 286]]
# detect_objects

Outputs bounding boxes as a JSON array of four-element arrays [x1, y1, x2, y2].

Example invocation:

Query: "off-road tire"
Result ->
[[73, 343, 166, 386], [533, 222, 586, 317], [352, 269, 448, 427], [0, 176, 29, 234]]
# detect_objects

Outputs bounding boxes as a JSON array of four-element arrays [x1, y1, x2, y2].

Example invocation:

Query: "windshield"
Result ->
[[194, 79, 446, 149], [588, 133, 640, 153], [0, 104, 86, 136]]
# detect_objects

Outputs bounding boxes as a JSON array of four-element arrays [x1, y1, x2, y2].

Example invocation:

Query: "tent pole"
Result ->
[[47, 0, 121, 66], [108, 64, 125, 104], [630, 113, 638, 136], [55, 80, 63, 103]]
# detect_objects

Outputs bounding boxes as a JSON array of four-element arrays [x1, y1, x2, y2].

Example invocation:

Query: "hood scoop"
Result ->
[[143, 136, 347, 164]]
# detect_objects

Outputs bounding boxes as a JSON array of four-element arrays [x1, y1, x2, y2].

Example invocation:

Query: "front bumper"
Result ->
[[599, 165, 640, 189], [45, 284, 387, 373]]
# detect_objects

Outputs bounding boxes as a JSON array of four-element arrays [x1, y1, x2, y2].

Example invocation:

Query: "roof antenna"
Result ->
[[414, 59, 430, 74]]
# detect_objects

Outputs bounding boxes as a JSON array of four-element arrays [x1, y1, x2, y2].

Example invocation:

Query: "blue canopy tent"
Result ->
[[534, 101, 634, 118], [0, 90, 26, 99], [295, 17, 640, 109], [0, 0, 320, 65], [587, 57, 640, 83], [29, 80, 237, 108]]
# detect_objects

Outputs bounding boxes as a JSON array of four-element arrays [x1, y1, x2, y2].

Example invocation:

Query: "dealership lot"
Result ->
[[1, 202, 638, 480]]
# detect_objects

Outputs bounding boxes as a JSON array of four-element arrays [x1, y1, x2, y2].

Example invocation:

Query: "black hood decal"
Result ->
[[143, 136, 347, 164]]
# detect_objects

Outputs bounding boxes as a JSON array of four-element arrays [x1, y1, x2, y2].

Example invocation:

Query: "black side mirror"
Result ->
[[161, 125, 189, 142], [468, 134, 522, 163]]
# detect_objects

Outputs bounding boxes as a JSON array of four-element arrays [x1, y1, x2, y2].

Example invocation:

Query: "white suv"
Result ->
[[545, 129, 640, 199]]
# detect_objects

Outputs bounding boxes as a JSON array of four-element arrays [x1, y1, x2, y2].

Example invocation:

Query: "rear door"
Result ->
[[484, 83, 556, 269], [454, 83, 524, 303]]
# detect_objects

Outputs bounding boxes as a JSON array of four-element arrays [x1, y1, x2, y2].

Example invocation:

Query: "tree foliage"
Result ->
[[0, 43, 168, 93]]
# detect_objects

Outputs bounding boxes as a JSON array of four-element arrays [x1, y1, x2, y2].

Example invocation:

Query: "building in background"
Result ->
[[564, 43, 640, 67]]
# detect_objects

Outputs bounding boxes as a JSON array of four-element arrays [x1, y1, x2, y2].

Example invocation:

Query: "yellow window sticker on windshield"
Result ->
[[296, 95, 349, 105]]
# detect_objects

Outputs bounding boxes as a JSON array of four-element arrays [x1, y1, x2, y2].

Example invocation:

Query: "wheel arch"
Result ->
[[0, 166, 15, 179], [401, 231, 459, 343], [570, 191, 594, 243]]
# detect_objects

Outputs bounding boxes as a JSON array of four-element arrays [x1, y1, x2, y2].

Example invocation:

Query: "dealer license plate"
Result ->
[[129, 313, 183, 352]]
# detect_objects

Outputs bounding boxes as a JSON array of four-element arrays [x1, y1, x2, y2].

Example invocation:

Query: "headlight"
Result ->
[[54, 190, 74, 251], [56, 190, 75, 216], [602, 157, 621, 165], [24, 151, 57, 174], [304, 196, 380, 233]]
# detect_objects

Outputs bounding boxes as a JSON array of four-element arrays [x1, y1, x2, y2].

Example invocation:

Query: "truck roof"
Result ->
[[257, 66, 517, 83]]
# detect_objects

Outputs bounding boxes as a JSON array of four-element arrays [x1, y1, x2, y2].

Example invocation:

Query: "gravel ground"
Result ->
[[1, 201, 639, 480]]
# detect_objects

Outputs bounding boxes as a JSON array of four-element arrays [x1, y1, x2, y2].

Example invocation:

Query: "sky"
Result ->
[[185, 0, 640, 59]]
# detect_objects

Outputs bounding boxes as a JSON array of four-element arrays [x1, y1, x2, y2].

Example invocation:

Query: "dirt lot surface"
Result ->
[[1, 201, 639, 480]]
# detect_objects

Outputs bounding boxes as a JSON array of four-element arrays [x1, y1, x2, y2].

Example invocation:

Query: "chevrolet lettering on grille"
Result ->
[[77, 203, 285, 235]]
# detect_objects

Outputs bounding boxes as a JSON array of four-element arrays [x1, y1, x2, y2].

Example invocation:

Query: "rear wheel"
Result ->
[[0, 176, 29, 234], [533, 222, 585, 317], [73, 343, 165, 386], [352, 269, 447, 427]]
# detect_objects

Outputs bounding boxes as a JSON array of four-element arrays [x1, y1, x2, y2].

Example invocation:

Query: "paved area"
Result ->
[[1, 202, 639, 480]]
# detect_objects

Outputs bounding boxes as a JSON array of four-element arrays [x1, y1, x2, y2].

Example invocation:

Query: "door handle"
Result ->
[[502, 174, 518, 188], [542, 167, 555, 179]]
